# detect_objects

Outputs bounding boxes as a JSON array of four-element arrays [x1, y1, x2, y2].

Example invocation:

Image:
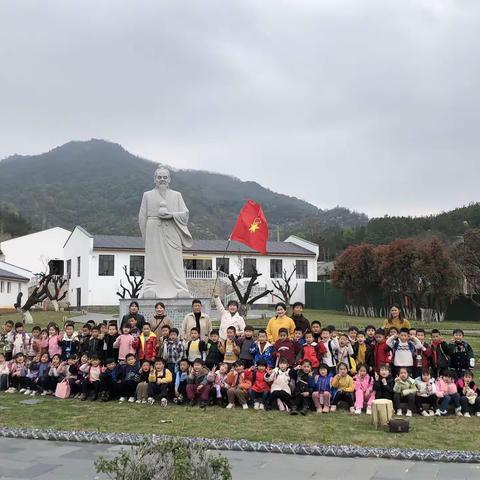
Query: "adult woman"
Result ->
[[120, 301, 146, 330], [382, 305, 411, 331], [214, 295, 245, 341], [266, 302, 296, 343], [150, 302, 172, 334]]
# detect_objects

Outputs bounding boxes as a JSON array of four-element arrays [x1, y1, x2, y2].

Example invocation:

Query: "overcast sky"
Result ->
[[0, 0, 479, 218]]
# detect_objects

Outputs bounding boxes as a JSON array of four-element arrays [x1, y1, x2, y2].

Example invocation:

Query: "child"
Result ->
[[47, 354, 65, 393], [337, 333, 356, 375], [290, 360, 315, 415], [117, 353, 140, 403], [186, 358, 211, 407], [58, 322, 79, 361], [147, 358, 172, 406], [364, 325, 377, 348], [265, 357, 295, 411], [158, 325, 171, 353], [133, 359, 152, 404], [330, 362, 355, 413], [293, 327, 305, 347], [47, 324, 62, 358], [274, 328, 301, 367], [99, 358, 120, 401], [457, 370, 480, 417], [225, 360, 252, 409], [435, 370, 462, 416], [412, 328, 431, 379], [450, 329, 475, 379], [162, 327, 184, 375], [373, 329, 391, 373], [248, 359, 270, 410], [387, 326, 398, 338], [219, 326, 241, 366], [249, 329, 275, 368], [174, 358, 190, 405], [312, 363, 333, 413], [238, 326, 255, 368], [102, 323, 119, 362], [207, 362, 229, 406], [214, 295, 245, 341], [28, 326, 42, 358], [415, 368, 437, 416], [430, 329, 451, 378], [353, 331, 374, 373], [78, 323, 91, 355], [310, 321, 322, 343], [319, 328, 339, 375], [347, 326, 359, 345], [291, 302, 311, 334], [113, 324, 136, 362], [393, 367, 416, 417], [0, 353, 9, 391], [297, 330, 325, 371], [80, 355, 104, 401], [7, 353, 27, 392], [86, 326, 104, 358], [134, 322, 158, 362], [204, 329, 223, 370], [186, 328, 207, 364], [1, 320, 14, 361], [9, 322, 31, 356], [387, 328, 424, 377], [373, 364, 394, 402], [353, 363, 375, 415], [128, 317, 140, 337], [37, 353, 51, 395]]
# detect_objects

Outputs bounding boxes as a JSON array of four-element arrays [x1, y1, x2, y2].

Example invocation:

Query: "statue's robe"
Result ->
[[138, 188, 192, 298]]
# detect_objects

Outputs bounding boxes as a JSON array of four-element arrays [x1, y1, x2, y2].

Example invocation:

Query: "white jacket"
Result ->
[[415, 377, 436, 397], [265, 367, 292, 395], [214, 296, 245, 341]]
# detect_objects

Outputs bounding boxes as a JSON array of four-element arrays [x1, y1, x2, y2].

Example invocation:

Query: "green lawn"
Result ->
[[0, 393, 479, 451]]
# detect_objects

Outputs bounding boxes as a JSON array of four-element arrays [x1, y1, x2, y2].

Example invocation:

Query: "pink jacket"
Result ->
[[47, 335, 62, 357], [354, 374, 374, 394], [435, 378, 457, 397], [113, 334, 136, 360]]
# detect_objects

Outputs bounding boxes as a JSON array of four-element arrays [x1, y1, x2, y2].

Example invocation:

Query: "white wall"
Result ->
[[1, 227, 70, 275], [0, 278, 28, 309]]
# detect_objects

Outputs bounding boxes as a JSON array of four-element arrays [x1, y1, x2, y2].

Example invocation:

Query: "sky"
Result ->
[[0, 0, 479, 218]]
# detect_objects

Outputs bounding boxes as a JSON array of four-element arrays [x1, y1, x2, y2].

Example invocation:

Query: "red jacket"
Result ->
[[373, 340, 391, 370], [134, 333, 158, 362], [298, 342, 326, 369], [273, 339, 300, 366], [250, 368, 270, 393]]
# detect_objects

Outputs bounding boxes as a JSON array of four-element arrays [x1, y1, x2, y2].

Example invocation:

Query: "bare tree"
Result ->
[[270, 265, 298, 307], [454, 229, 480, 309], [116, 265, 144, 299]]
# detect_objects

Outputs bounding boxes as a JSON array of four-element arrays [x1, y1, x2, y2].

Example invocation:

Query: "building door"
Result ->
[[76, 288, 81, 309]]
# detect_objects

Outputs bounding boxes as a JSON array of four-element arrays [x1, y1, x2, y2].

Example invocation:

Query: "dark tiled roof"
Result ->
[[0, 268, 29, 281], [93, 235, 314, 256]]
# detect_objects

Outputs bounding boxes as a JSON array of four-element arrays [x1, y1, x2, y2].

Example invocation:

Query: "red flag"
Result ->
[[230, 200, 269, 254]]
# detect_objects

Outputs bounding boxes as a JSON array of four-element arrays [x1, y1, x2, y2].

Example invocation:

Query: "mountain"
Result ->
[[0, 139, 367, 239]]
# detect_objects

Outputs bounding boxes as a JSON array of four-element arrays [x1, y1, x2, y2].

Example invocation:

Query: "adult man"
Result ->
[[120, 301, 146, 330], [291, 302, 311, 334], [181, 299, 212, 342], [138, 166, 192, 299]]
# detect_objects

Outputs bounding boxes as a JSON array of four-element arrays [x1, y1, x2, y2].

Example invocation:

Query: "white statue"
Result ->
[[138, 166, 192, 298]]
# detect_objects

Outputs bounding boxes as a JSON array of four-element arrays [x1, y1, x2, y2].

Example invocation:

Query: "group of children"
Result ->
[[0, 310, 478, 418]]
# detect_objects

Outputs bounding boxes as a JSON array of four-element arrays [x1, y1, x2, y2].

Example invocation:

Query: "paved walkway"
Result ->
[[0, 438, 479, 479]]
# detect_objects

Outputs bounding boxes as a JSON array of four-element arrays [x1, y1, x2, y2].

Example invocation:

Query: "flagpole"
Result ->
[[211, 238, 231, 300]]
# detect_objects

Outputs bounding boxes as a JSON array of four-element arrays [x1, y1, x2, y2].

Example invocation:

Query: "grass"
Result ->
[[0, 393, 479, 451]]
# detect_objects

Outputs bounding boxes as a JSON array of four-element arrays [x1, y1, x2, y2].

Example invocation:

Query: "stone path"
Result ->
[[0, 438, 479, 479]]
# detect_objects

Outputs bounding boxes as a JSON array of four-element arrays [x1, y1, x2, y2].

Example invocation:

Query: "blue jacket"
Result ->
[[249, 342, 275, 368], [315, 372, 333, 394]]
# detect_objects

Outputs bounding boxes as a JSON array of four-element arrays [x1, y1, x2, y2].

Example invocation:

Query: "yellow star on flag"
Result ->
[[249, 218, 261, 233]]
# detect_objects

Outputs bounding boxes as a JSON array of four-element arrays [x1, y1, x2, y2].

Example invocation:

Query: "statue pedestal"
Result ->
[[119, 297, 212, 330]]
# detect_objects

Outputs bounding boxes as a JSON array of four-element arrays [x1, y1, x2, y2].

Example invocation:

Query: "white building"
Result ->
[[64, 226, 318, 308], [0, 260, 31, 310], [0, 227, 70, 275]]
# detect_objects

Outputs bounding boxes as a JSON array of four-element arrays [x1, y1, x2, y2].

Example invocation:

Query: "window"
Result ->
[[77, 256, 81, 277], [216, 257, 230, 274], [130, 255, 145, 276], [99, 255, 115, 276], [270, 259, 283, 278], [66, 259, 72, 279], [296, 260, 308, 279], [7, 282, 11, 294], [0, 281, 3, 293], [243, 258, 257, 277], [183, 259, 212, 270]]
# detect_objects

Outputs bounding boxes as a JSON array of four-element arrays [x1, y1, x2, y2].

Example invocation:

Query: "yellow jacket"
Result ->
[[148, 367, 173, 384], [266, 316, 296, 343], [331, 374, 354, 393], [382, 318, 411, 331]]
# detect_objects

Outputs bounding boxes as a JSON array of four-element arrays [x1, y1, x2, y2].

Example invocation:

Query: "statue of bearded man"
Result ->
[[138, 166, 192, 298]]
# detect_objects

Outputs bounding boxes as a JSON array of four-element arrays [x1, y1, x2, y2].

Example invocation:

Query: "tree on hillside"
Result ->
[[454, 229, 480, 309]]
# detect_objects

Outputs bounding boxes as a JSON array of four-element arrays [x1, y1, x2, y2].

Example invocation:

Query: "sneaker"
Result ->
[[476, 412, 480, 417], [80, 393, 87, 401], [435, 409, 442, 416], [316, 408, 322, 413], [253, 402, 260, 410], [366, 406, 372, 415], [354, 408, 361, 415], [242, 403, 249, 410], [464, 412, 471, 418], [259, 403, 265, 410], [226, 403, 235, 409], [440, 410, 447, 416], [290, 408, 299, 416], [128, 397, 135, 403], [40, 391, 47, 396], [147, 397, 155, 405], [30, 391, 37, 397], [349, 406, 355, 414], [23, 389, 31, 395], [396, 409, 403, 416], [428, 410, 435, 416], [323, 406, 330, 413], [406, 410, 412, 417], [119, 397, 126, 403], [330, 405, 337, 412], [19, 388, 27, 394], [141, 400, 147, 404], [456, 410, 463, 417], [300, 409, 308, 416], [421, 410, 429, 417], [160, 398, 168, 407]]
